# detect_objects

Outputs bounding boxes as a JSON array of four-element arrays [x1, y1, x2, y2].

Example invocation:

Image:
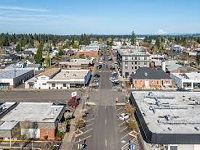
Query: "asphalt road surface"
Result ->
[[77, 48, 123, 150], [0, 90, 82, 102]]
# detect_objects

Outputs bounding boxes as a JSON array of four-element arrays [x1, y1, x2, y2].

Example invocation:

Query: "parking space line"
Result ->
[[74, 135, 92, 144], [85, 118, 95, 123], [81, 128, 93, 134], [120, 127, 128, 133], [116, 107, 123, 112], [118, 121, 126, 127], [120, 133, 129, 140], [80, 123, 94, 130], [121, 142, 129, 150]]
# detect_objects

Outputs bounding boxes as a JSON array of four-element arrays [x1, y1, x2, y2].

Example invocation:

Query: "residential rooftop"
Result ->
[[1, 102, 65, 123], [131, 91, 200, 134]]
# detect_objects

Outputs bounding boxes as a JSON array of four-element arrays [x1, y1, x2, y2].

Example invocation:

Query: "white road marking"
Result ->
[[105, 119, 107, 125], [120, 133, 129, 140], [120, 127, 128, 133], [118, 121, 126, 127], [86, 118, 95, 123], [74, 135, 92, 144], [105, 139, 107, 147], [80, 123, 94, 130]]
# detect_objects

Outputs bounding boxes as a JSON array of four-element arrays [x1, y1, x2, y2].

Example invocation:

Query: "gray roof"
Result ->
[[0, 69, 33, 79], [131, 67, 171, 79], [27, 64, 41, 68]]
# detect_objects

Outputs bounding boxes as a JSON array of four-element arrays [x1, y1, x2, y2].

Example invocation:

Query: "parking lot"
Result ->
[[116, 106, 140, 150]]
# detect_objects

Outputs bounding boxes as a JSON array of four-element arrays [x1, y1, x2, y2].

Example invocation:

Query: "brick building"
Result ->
[[130, 67, 172, 89], [0, 102, 65, 140]]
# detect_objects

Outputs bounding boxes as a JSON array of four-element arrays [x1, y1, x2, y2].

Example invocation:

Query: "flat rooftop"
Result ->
[[0, 69, 33, 79], [0, 121, 18, 130], [118, 48, 150, 56], [40, 68, 60, 77], [49, 69, 89, 82], [1, 102, 64, 123], [172, 72, 200, 80], [132, 91, 200, 134]]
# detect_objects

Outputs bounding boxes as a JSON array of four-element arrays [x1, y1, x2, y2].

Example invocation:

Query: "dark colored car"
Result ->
[[94, 73, 100, 78]]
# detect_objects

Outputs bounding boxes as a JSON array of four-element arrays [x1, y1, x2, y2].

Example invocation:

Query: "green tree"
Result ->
[[131, 31, 136, 45], [58, 50, 64, 56], [196, 55, 200, 66], [45, 54, 50, 67], [15, 44, 21, 52], [34, 43, 43, 64], [79, 54, 85, 59]]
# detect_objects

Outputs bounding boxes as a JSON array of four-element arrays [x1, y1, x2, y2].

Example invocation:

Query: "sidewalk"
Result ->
[[60, 89, 88, 150]]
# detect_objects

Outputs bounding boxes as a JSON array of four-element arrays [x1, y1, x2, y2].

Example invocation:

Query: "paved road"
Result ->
[[78, 48, 123, 150], [0, 90, 82, 102]]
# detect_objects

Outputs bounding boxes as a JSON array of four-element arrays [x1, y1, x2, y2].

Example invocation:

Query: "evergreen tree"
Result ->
[[15, 44, 21, 52], [131, 31, 136, 45], [34, 43, 43, 64]]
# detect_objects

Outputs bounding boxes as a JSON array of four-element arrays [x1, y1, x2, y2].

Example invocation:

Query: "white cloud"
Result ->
[[155, 29, 167, 35], [0, 5, 49, 12]]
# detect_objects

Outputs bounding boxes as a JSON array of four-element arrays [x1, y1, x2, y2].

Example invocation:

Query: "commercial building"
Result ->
[[130, 67, 172, 89], [116, 47, 150, 78], [76, 44, 100, 57], [171, 72, 200, 90], [0, 68, 34, 89], [130, 91, 200, 150], [25, 68, 91, 89], [0, 102, 65, 140]]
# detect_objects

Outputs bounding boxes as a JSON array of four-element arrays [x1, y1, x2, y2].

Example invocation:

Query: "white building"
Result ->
[[0, 68, 34, 89], [25, 68, 91, 89], [171, 72, 200, 90]]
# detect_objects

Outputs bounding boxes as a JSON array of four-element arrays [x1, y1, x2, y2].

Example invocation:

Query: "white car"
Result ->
[[119, 113, 129, 121]]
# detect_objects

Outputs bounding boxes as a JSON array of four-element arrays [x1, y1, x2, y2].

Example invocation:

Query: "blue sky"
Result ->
[[0, 0, 200, 34]]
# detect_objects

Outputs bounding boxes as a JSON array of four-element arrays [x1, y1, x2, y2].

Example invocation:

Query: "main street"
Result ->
[[73, 47, 125, 150]]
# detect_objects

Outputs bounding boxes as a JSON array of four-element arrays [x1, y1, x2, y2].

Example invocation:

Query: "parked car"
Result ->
[[94, 73, 100, 78], [119, 113, 130, 121]]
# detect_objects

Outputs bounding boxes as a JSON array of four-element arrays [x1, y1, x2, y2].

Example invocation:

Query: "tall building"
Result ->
[[116, 47, 150, 78]]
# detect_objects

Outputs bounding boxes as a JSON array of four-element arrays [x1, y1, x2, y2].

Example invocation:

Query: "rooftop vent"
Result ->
[[194, 126, 199, 131], [144, 72, 148, 77]]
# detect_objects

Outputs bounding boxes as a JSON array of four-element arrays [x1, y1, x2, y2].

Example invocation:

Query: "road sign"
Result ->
[[71, 91, 77, 98]]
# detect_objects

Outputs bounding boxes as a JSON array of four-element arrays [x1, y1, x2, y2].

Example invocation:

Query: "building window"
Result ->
[[63, 83, 66, 87], [52, 83, 55, 87], [144, 62, 147, 65], [135, 62, 137, 65], [125, 61, 128, 65], [42, 83, 46, 86], [138, 62, 140, 65], [132, 67, 134, 70], [132, 62, 134, 65], [144, 57, 147, 60], [125, 66, 128, 69], [135, 57, 137, 60], [138, 57, 140, 60], [135, 66, 137, 70], [125, 56, 128, 60], [132, 57, 134, 60]]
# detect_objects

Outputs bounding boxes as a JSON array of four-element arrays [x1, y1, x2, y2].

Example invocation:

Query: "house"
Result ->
[[171, 72, 200, 90], [116, 47, 150, 78], [27, 64, 41, 71], [25, 68, 91, 89], [0, 102, 65, 140], [130, 67, 172, 88], [130, 91, 200, 150], [0, 68, 34, 89], [172, 45, 185, 53]]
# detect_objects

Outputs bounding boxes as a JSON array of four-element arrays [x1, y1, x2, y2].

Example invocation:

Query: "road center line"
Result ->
[[105, 139, 107, 147], [105, 119, 107, 125]]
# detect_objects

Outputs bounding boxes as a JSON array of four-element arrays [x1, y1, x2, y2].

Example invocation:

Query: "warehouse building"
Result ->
[[0, 68, 34, 89], [130, 91, 200, 150], [0, 102, 65, 140]]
